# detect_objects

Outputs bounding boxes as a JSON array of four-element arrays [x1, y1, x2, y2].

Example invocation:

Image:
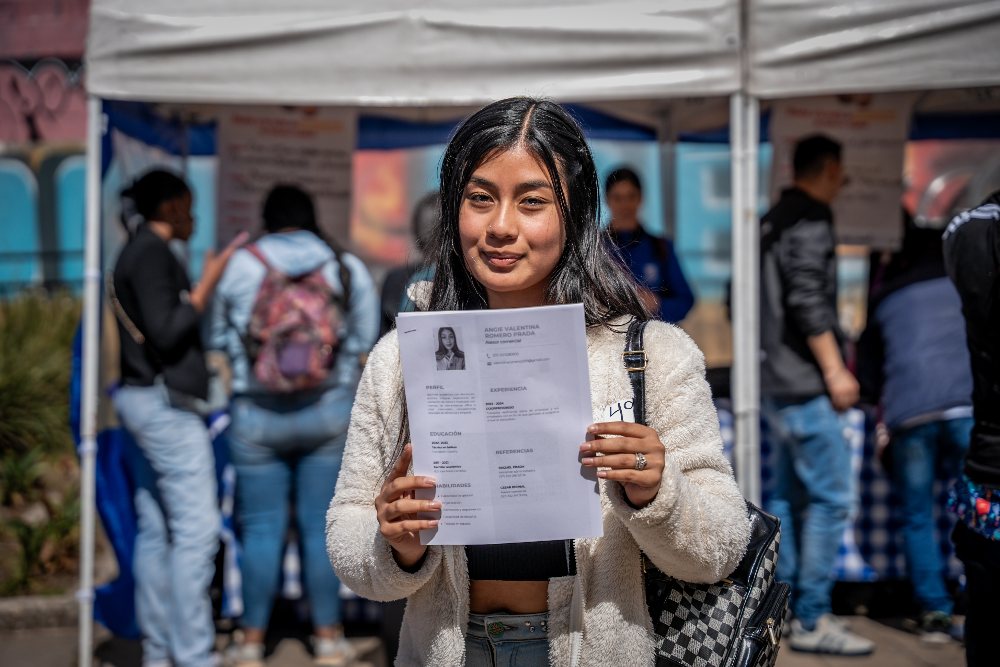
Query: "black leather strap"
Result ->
[[624, 319, 649, 426]]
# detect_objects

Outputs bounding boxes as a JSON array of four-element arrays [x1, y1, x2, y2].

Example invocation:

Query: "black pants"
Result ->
[[953, 522, 1000, 667]]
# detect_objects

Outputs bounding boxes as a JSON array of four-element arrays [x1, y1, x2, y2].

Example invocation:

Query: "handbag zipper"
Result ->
[[766, 617, 778, 647], [747, 581, 790, 647]]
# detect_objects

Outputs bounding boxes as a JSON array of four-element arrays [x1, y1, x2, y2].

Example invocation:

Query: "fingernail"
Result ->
[[587, 424, 598, 433], [429, 501, 442, 509], [581, 457, 595, 465], [597, 470, 608, 478], [579, 443, 592, 452], [423, 477, 437, 485], [428, 520, 439, 527]]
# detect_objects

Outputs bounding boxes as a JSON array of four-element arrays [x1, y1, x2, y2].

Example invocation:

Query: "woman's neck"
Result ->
[[610, 218, 640, 233], [146, 220, 174, 242]]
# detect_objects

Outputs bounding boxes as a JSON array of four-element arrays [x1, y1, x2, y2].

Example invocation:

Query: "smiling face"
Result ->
[[458, 146, 566, 310], [440, 328, 456, 351]]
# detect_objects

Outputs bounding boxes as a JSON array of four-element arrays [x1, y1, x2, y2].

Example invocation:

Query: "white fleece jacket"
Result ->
[[327, 316, 750, 666]]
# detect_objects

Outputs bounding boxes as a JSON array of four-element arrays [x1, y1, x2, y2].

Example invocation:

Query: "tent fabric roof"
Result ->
[[749, 0, 1000, 98], [86, 0, 741, 106]]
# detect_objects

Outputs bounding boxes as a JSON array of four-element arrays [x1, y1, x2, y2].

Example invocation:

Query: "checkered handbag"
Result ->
[[624, 319, 790, 667]]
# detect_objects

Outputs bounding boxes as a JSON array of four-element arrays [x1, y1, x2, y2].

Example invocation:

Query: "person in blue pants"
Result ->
[[211, 185, 378, 666], [759, 136, 873, 656], [112, 169, 241, 667], [858, 218, 972, 641]]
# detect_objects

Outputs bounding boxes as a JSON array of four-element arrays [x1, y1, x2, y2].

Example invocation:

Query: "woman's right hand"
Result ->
[[376, 444, 440, 569]]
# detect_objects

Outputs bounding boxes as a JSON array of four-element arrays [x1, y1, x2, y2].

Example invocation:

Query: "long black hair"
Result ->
[[426, 97, 648, 326], [263, 184, 322, 235], [435, 326, 464, 359]]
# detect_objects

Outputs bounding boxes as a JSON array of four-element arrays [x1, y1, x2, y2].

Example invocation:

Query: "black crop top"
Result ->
[[466, 540, 576, 581]]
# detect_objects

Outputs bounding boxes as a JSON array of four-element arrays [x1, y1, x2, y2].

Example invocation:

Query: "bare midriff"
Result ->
[[469, 579, 549, 614]]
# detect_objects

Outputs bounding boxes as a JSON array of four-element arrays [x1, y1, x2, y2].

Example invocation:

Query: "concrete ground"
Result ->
[[0, 625, 386, 667], [0, 616, 966, 667], [776, 616, 965, 667]]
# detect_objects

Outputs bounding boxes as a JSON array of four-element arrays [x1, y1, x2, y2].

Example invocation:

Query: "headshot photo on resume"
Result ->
[[436, 326, 466, 370]]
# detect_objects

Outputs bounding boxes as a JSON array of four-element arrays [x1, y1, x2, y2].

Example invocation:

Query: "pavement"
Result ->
[[0, 616, 966, 667], [0, 625, 386, 667], [775, 616, 965, 667]]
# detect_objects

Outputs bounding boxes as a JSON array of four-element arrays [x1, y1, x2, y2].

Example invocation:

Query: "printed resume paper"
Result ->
[[396, 304, 602, 545]]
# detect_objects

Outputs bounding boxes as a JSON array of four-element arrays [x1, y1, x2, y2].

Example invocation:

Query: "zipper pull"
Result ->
[[766, 618, 779, 646]]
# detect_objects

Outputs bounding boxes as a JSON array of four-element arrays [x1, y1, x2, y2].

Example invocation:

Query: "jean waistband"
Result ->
[[467, 612, 549, 641]]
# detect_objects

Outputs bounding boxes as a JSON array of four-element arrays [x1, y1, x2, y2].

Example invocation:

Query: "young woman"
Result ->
[[112, 169, 240, 667], [435, 326, 466, 370], [326, 98, 750, 666], [210, 185, 379, 666]]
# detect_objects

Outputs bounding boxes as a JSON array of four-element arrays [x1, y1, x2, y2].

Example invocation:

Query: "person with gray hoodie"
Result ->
[[210, 185, 378, 666]]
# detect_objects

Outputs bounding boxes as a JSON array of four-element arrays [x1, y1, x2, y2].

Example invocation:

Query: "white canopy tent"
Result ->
[[80, 2, 1000, 664]]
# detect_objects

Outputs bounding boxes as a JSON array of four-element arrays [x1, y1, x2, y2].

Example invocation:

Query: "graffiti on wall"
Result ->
[[0, 59, 87, 145]]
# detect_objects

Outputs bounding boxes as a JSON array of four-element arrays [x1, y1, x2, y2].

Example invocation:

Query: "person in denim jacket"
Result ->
[[210, 185, 378, 666]]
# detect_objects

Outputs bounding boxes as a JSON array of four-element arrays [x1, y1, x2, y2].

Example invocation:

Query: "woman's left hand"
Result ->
[[580, 421, 666, 508]]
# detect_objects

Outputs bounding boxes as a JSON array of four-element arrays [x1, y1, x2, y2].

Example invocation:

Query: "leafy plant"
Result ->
[[0, 448, 43, 506], [0, 487, 81, 596], [0, 290, 81, 457]]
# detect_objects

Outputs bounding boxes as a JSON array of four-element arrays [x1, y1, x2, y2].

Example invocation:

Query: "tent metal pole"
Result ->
[[78, 95, 103, 667], [730, 91, 761, 504], [656, 108, 677, 240]]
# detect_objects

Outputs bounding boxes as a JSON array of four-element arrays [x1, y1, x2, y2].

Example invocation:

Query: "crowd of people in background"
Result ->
[[106, 109, 997, 667]]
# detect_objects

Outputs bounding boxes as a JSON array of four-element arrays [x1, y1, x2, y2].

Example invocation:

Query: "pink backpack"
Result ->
[[244, 244, 350, 393]]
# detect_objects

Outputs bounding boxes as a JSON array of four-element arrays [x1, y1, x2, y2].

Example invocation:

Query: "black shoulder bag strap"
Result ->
[[624, 318, 650, 425]]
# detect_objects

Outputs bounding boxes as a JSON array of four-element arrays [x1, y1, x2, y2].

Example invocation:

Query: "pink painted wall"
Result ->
[[0, 0, 90, 60], [1, 0, 90, 144], [0, 61, 87, 144]]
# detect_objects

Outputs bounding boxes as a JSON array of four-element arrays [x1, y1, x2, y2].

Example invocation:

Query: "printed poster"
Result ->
[[216, 106, 356, 247]]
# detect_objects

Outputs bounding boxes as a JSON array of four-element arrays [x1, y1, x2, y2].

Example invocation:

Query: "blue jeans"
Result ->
[[890, 417, 971, 614], [465, 613, 550, 666], [763, 395, 853, 627], [228, 388, 352, 630], [114, 384, 220, 667]]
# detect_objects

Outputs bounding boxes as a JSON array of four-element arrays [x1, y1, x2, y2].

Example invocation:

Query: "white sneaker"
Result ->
[[789, 614, 874, 655], [312, 635, 356, 667], [225, 641, 264, 667], [919, 611, 954, 644]]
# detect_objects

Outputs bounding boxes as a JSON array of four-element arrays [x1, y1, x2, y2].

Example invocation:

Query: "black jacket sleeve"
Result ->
[[132, 245, 201, 355], [779, 218, 838, 337], [943, 212, 1000, 322]]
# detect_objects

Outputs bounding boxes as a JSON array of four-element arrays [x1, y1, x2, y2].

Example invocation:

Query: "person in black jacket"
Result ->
[[111, 169, 242, 667], [942, 189, 1000, 667], [760, 135, 874, 655]]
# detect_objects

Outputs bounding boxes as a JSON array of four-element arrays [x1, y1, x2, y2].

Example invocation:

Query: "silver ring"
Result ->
[[634, 452, 647, 471]]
